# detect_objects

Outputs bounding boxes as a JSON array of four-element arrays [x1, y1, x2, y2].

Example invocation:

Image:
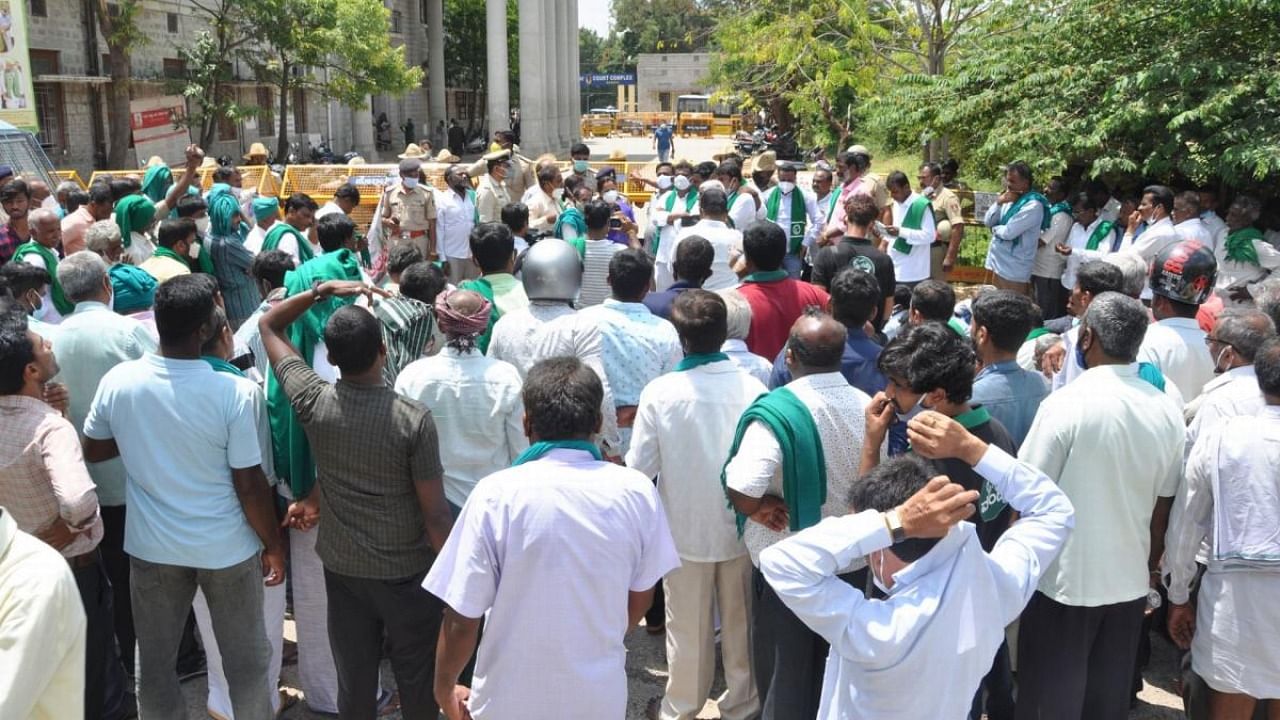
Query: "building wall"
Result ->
[[635, 53, 711, 113], [25, 0, 429, 176]]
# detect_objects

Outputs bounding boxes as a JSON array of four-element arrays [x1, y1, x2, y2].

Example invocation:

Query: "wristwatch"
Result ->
[[884, 509, 907, 544]]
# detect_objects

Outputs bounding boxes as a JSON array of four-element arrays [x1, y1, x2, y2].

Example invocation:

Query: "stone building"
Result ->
[[635, 52, 711, 113]]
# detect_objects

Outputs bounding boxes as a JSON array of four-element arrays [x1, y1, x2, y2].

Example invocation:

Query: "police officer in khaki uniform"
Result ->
[[474, 150, 512, 225], [467, 130, 534, 200], [383, 157, 438, 259]]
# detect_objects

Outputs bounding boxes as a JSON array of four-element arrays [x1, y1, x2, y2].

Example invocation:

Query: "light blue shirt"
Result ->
[[984, 198, 1045, 283], [52, 302, 157, 505], [83, 354, 265, 569], [971, 359, 1049, 450]]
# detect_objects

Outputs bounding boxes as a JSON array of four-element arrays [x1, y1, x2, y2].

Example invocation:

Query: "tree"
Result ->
[[871, 0, 1280, 188], [93, 0, 145, 168], [239, 0, 423, 159], [175, 0, 258, 149], [611, 0, 716, 55], [442, 0, 518, 139]]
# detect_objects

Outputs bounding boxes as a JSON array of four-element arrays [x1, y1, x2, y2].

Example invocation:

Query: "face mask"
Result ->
[[573, 160, 590, 173], [402, 177, 419, 189], [895, 394, 927, 424], [187, 241, 201, 260], [872, 550, 892, 595], [1075, 332, 1089, 371], [922, 185, 935, 197], [195, 217, 211, 235], [1212, 345, 1231, 374], [28, 292, 49, 321], [778, 181, 795, 194], [602, 190, 619, 204], [106, 288, 115, 313], [674, 175, 691, 192], [656, 175, 673, 190], [552, 187, 565, 201]]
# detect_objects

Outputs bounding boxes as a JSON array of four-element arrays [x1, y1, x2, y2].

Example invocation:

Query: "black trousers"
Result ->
[[1015, 592, 1146, 720], [99, 505, 134, 676], [971, 639, 1015, 720], [325, 568, 443, 720], [74, 552, 128, 720], [1031, 275, 1067, 321], [752, 566, 866, 720]]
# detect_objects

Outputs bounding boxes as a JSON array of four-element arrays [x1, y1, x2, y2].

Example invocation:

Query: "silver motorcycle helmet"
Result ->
[[521, 238, 583, 303]]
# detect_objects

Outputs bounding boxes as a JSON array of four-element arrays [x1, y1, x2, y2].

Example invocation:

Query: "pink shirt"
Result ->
[[60, 206, 96, 256]]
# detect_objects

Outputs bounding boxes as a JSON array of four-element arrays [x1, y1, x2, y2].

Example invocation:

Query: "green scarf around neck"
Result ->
[[11, 242, 74, 314], [151, 245, 190, 268], [265, 249, 363, 498], [720, 387, 826, 536], [765, 187, 808, 255], [743, 269, 789, 283], [676, 351, 728, 371], [892, 195, 934, 255], [512, 440, 602, 465], [951, 405, 1008, 521], [262, 222, 315, 263], [664, 188, 698, 213], [1084, 220, 1116, 251], [999, 191, 1051, 247], [459, 275, 501, 354], [202, 355, 246, 377], [1225, 227, 1263, 266], [1048, 201, 1072, 218]]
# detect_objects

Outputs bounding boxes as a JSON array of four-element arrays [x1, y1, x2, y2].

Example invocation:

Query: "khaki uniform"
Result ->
[[474, 174, 510, 225], [467, 152, 534, 200], [930, 186, 964, 281], [384, 182, 437, 257]]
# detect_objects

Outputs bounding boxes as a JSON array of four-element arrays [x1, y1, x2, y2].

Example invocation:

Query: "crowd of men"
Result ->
[[0, 133, 1278, 720]]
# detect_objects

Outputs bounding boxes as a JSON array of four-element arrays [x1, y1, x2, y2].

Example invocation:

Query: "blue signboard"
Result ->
[[580, 72, 637, 88]]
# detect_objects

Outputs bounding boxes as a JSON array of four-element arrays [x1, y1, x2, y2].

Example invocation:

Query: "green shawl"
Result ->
[[892, 195, 934, 255], [721, 387, 827, 536], [1084, 220, 1116, 251], [458, 275, 501, 354], [265, 249, 363, 498], [11, 242, 74, 314], [262, 222, 315, 263], [512, 440, 602, 466], [202, 355, 246, 377], [999, 191, 1051, 248], [1225, 227, 1263, 266], [151, 245, 190, 269], [676, 351, 728, 371], [554, 206, 589, 257], [115, 195, 156, 248], [141, 165, 172, 204], [764, 187, 808, 255]]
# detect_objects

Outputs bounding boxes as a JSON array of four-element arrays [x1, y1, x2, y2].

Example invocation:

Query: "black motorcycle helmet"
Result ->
[[1150, 240, 1217, 305]]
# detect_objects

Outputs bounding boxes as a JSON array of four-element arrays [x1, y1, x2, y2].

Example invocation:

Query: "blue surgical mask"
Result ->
[[1075, 330, 1089, 371], [573, 160, 590, 173]]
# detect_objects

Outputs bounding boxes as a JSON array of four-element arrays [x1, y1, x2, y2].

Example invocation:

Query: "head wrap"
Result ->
[[109, 263, 158, 312], [205, 183, 242, 237], [114, 195, 157, 248], [434, 289, 492, 352], [252, 196, 280, 222], [141, 164, 173, 204]]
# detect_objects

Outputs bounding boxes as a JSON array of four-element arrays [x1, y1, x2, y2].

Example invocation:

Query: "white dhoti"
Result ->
[[194, 582, 287, 718], [1193, 570, 1280, 698]]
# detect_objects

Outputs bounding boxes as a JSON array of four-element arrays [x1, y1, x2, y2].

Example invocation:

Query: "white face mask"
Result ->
[[656, 175, 673, 190], [922, 185, 936, 197], [402, 177, 419, 189], [1212, 345, 1231, 374], [602, 190, 619, 204], [778, 181, 796, 194], [895, 394, 927, 424], [552, 187, 565, 201], [195, 216, 211, 235], [187, 241, 201, 260], [673, 175, 691, 192], [871, 550, 892, 595]]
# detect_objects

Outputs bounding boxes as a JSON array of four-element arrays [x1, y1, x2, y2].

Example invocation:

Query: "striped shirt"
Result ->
[[579, 238, 623, 308], [209, 233, 260, 331], [375, 295, 438, 386]]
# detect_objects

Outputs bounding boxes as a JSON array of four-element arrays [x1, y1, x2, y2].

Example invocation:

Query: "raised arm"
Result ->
[[259, 280, 386, 367]]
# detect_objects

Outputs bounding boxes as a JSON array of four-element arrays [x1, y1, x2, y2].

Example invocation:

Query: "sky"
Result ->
[[579, 0, 611, 36]]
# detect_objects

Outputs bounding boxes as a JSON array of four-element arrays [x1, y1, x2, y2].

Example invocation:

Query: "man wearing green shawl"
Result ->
[[983, 161, 1048, 296], [261, 193, 317, 265], [11, 209, 74, 318], [141, 163, 173, 204], [458, 223, 528, 354], [206, 184, 259, 329], [116, 194, 159, 266], [246, 196, 280, 254], [723, 310, 874, 719], [1216, 196, 1280, 303]]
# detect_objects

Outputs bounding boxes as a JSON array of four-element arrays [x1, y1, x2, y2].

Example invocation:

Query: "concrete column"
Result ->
[[558, 0, 573, 149], [544, 0, 562, 150], [426, 0, 447, 145], [517, 0, 547, 155], [486, 0, 509, 140], [568, 0, 580, 144], [351, 95, 375, 157]]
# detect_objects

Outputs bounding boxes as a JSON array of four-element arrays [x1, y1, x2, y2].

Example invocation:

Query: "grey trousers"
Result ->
[[131, 554, 272, 720]]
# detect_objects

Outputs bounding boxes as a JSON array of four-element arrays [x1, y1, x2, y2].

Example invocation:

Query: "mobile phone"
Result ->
[[609, 217, 623, 230]]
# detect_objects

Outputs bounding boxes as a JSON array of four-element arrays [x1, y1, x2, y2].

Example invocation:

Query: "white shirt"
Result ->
[[887, 192, 937, 283], [422, 449, 680, 720], [1176, 217, 1215, 250], [728, 191, 758, 234], [434, 187, 477, 259], [528, 311, 621, 454], [0, 509, 87, 720], [524, 187, 558, 232], [1137, 316, 1215, 400], [1060, 217, 1113, 290], [760, 446, 1074, 720], [761, 185, 820, 251], [1184, 364, 1262, 457], [674, 219, 742, 292], [244, 223, 270, 255], [724, 372, 872, 565], [1212, 225, 1280, 296], [124, 231, 155, 266], [626, 360, 766, 562], [21, 252, 63, 324], [1018, 364, 1183, 606], [314, 200, 345, 221], [721, 338, 772, 386], [487, 301, 575, 378], [579, 239, 623, 308], [1125, 216, 1180, 262], [651, 190, 700, 269], [1200, 211, 1228, 240], [394, 347, 527, 507], [1033, 209, 1074, 279]]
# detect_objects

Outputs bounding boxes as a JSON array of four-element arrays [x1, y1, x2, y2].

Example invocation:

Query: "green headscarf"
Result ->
[[206, 183, 244, 238], [115, 195, 156, 248], [109, 264, 158, 312], [141, 165, 173, 204], [252, 196, 280, 222]]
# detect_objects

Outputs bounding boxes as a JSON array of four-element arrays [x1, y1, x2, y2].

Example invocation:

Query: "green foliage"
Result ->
[[611, 0, 716, 55], [868, 0, 1280, 188], [442, 0, 519, 122]]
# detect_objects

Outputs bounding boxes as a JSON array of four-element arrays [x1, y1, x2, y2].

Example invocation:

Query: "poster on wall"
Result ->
[[131, 96, 192, 167], [0, 0, 39, 131]]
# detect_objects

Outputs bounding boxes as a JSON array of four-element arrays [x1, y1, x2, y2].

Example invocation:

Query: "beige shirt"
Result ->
[[931, 186, 964, 242], [467, 153, 534, 200], [385, 183, 437, 232], [475, 174, 511, 225], [139, 254, 191, 284], [525, 187, 559, 231]]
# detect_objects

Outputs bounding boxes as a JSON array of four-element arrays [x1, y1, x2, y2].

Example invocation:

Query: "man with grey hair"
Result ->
[[1016, 291, 1184, 719], [1172, 191, 1214, 247], [84, 220, 123, 264], [1214, 196, 1280, 303], [718, 288, 772, 385], [1185, 307, 1276, 430], [1102, 252, 1149, 299], [52, 250, 157, 686]]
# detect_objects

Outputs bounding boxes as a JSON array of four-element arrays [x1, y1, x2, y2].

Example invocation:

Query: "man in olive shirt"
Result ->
[[260, 280, 454, 720]]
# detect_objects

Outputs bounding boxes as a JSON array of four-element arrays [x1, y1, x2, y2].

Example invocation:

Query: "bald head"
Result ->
[[786, 309, 847, 376], [29, 207, 61, 249], [442, 288, 485, 317]]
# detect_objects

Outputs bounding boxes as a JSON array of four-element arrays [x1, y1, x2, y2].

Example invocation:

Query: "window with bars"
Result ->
[[29, 0, 47, 17], [167, 12, 178, 32], [33, 84, 65, 152], [162, 58, 186, 80], [292, 88, 307, 133], [391, 10, 403, 33]]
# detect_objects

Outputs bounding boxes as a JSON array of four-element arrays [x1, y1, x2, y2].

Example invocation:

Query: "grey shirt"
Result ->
[[275, 355, 444, 579]]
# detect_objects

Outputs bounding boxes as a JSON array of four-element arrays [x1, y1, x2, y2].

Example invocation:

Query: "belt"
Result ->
[[67, 549, 99, 569], [404, 229, 428, 238], [616, 405, 638, 429]]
